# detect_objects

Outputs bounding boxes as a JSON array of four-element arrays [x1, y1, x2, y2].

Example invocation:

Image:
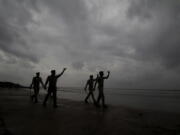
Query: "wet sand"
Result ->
[[0, 88, 180, 135]]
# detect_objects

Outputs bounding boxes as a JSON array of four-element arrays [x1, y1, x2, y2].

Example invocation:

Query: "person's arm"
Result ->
[[103, 71, 110, 79], [44, 77, 49, 89], [56, 68, 67, 78], [94, 80, 97, 90], [84, 80, 89, 91], [40, 78, 45, 89], [30, 78, 34, 89], [93, 75, 99, 89]]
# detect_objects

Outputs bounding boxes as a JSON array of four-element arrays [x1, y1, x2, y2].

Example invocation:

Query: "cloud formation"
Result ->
[[0, 0, 180, 88]]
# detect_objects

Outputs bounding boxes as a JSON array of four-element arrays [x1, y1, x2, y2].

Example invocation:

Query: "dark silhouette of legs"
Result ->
[[97, 88, 107, 108], [101, 93, 107, 108], [85, 92, 96, 104], [52, 90, 57, 107], [34, 88, 39, 103], [43, 91, 51, 106], [90, 93, 96, 104], [85, 92, 91, 103], [97, 93, 102, 105], [31, 88, 39, 103], [43, 89, 57, 108], [31, 94, 35, 101]]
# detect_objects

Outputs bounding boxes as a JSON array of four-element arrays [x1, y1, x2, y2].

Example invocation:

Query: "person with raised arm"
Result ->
[[94, 71, 110, 108], [43, 68, 67, 108]]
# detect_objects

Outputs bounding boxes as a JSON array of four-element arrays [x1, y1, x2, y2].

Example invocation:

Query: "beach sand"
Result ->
[[0, 88, 180, 135]]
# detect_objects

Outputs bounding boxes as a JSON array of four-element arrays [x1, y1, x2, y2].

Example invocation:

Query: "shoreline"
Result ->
[[9, 87, 180, 113], [0, 88, 180, 135]]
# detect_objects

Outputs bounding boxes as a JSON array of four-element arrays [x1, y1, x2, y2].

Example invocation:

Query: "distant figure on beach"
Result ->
[[30, 72, 44, 103], [84, 75, 96, 105], [43, 68, 67, 108], [95, 71, 110, 108]]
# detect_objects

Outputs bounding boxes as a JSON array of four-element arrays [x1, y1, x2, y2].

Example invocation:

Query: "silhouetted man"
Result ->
[[84, 75, 96, 105], [43, 68, 67, 108], [30, 72, 44, 103], [95, 71, 110, 108]]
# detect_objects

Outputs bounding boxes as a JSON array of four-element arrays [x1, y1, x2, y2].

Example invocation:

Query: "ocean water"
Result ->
[[39, 87, 180, 113]]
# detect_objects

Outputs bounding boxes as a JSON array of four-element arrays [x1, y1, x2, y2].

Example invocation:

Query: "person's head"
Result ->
[[99, 71, 104, 77], [36, 72, 40, 77], [51, 70, 56, 76], [90, 75, 93, 79]]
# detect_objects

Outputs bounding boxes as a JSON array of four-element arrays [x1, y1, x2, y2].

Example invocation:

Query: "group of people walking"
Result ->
[[30, 68, 67, 108], [30, 68, 110, 108], [84, 71, 110, 108]]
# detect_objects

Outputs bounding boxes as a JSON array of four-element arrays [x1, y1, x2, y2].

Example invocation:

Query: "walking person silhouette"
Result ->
[[84, 75, 96, 105], [43, 68, 67, 108], [95, 71, 110, 108], [30, 72, 44, 103]]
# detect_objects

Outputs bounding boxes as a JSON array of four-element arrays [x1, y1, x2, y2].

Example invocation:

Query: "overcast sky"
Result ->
[[0, 0, 180, 89]]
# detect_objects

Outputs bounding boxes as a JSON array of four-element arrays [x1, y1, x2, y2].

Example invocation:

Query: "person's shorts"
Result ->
[[48, 87, 57, 93]]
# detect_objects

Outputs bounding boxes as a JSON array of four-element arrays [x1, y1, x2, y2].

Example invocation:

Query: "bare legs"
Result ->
[[31, 88, 39, 103], [43, 89, 57, 108], [96, 88, 107, 108], [84, 91, 96, 104]]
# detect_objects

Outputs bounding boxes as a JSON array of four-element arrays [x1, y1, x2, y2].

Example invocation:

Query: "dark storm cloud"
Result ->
[[43, 0, 87, 23], [0, 0, 40, 63], [40, 0, 94, 70], [126, 0, 180, 69], [1, 0, 180, 88], [97, 0, 180, 73], [40, 0, 180, 79]]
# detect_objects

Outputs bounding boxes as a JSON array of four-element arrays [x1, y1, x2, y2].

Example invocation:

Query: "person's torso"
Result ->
[[88, 80, 94, 90], [33, 77, 41, 88], [48, 76, 58, 88], [97, 77, 104, 88]]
